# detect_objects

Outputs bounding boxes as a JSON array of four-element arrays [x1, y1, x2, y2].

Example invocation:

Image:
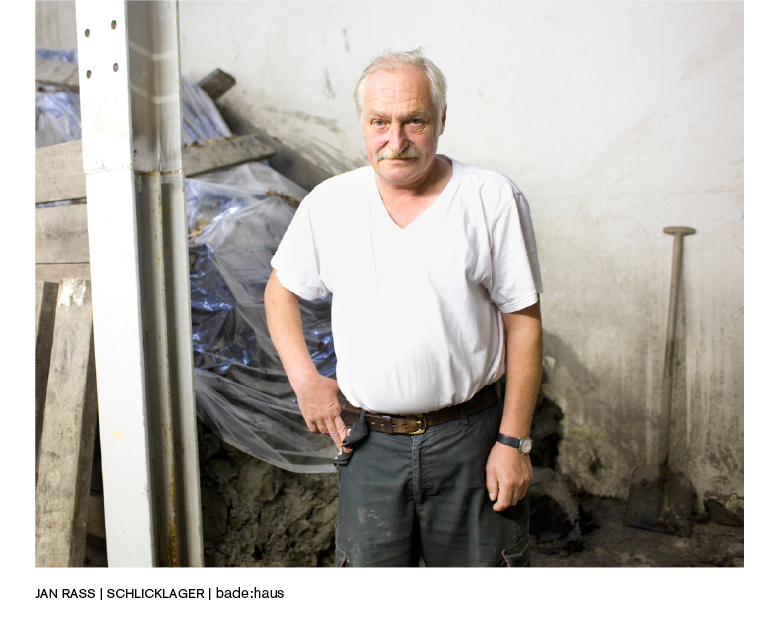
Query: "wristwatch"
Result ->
[[496, 433, 533, 455]]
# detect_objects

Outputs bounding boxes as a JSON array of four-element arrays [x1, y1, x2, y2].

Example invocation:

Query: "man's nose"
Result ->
[[387, 122, 407, 152]]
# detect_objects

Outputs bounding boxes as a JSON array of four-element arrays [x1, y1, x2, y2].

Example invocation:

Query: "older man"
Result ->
[[265, 49, 543, 567]]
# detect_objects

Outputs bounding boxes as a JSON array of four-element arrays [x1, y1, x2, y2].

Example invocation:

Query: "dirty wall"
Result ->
[[177, 1, 744, 509], [35, 1, 743, 511]]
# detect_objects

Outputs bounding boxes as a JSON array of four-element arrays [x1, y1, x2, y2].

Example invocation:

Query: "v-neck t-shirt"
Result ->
[[270, 157, 543, 414]]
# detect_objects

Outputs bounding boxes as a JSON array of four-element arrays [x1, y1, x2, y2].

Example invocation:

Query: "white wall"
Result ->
[[38, 1, 743, 506]]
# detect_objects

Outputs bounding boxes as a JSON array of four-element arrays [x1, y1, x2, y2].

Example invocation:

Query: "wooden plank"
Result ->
[[83, 540, 108, 567], [35, 140, 86, 204], [35, 281, 59, 481], [216, 102, 332, 191], [86, 492, 107, 545], [36, 134, 276, 203], [183, 133, 276, 176], [35, 280, 98, 567], [197, 68, 236, 100], [36, 203, 90, 264], [36, 57, 80, 91], [36, 263, 91, 282]]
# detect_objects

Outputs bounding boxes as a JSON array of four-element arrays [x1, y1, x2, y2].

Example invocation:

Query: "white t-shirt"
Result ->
[[270, 157, 543, 414]]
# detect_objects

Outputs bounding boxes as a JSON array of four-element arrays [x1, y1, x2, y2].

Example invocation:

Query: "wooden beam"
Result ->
[[216, 101, 332, 191], [35, 140, 86, 204], [36, 203, 90, 264], [36, 134, 277, 203], [86, 492, 107, 547], [182, 133, 276, 176], [197, 68, 236, 100], [35, 280, 98, 567], [35, 281, 59, 481], [36, 263, 91, 282], [36, 57, 80, 91]]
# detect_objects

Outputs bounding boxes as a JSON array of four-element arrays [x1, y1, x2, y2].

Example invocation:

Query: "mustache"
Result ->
[[376, 146, 423, 161]]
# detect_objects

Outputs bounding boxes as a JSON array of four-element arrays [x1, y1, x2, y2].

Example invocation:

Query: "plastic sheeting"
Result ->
[[35, 50, 82, 149], [36, 49, 78, 63], [34, 49, 338, 472], [188, 162, 338, 472], [180, 76, 232, 145], [35, 86, 82, 149], [34, 49, 231, 148]]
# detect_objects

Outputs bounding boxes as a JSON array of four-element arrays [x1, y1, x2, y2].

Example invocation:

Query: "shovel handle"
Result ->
[[658, 226, 695, 466]]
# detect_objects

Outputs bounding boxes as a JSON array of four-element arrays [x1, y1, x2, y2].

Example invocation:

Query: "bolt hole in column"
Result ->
[[85, 28, 90, 37], [113, 63, 119, 72], [86, 70, 92, 79], [111, 20, 117, 29]]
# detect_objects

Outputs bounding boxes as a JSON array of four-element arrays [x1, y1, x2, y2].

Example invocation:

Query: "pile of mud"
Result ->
[[199, 423, 339, 567]]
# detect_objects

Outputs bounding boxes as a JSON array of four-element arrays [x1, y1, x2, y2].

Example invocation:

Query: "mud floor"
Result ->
[[199, 424, 339, 567], [531, 494, 744, 567], [198, 422, 743, 568]]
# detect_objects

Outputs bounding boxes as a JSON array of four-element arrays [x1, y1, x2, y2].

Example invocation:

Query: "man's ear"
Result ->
[[439, 105, 447, 136]]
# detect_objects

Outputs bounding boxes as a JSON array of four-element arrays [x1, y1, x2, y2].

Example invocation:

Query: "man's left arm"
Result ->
[[486, 299, 543, 511]]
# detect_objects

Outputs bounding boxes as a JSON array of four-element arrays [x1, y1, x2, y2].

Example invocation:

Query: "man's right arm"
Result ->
[[264, 269, 347, 449]]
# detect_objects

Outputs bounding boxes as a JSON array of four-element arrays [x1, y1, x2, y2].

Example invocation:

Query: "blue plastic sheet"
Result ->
[[187, 164, 338, 472]]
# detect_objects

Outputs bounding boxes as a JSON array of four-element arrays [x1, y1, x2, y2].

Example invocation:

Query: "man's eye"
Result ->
[[409, 118, 422, 124], [373, 119, 385, 126]]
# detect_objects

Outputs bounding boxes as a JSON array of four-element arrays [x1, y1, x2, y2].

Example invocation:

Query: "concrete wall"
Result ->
[[37, 2, 743, 507]]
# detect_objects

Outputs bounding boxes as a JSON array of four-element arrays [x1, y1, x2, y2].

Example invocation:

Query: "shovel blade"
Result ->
[[625, 464, 695, 537]]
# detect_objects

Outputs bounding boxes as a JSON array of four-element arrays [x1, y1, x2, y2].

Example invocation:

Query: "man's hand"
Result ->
[[485, 441, 533, 511], [294, 373, 348, 450]]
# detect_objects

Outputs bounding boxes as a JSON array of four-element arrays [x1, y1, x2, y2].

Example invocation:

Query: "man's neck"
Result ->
[[375, 156, 453, 229]]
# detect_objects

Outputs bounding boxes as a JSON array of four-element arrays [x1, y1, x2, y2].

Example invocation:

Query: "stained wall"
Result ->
[[37, 1, 744, 508]]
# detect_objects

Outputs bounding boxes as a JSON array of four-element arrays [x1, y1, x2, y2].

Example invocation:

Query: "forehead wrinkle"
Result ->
[[365, 107, 432, 122]]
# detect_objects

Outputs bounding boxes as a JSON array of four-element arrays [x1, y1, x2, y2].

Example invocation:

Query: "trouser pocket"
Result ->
[[333, 410, 369, 467], [500, 513, 531, 567]]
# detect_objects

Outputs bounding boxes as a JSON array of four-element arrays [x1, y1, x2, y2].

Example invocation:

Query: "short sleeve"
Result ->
[[270, 196, 330, 300], [489, 190, 543, 312]]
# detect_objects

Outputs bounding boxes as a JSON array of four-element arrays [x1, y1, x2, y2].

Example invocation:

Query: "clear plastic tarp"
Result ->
[[35, 50, 82, 149], [180, 76, 232, 144], [35, 49, 231, 148], [35, 50, 339, 472], [187, 163, 338, 472]]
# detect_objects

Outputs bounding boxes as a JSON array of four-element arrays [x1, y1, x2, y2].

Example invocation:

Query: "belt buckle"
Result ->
[[408, 414, 427, 435]]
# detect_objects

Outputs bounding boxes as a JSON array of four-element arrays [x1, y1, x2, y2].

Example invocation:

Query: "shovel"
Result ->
[[625, 226, 697, 537]]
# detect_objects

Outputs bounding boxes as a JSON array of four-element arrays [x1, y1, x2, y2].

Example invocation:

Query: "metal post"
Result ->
[[75, 0, 203, 566]]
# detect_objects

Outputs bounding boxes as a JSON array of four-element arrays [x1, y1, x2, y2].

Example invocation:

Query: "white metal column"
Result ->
[[75, 0, 203, 567]]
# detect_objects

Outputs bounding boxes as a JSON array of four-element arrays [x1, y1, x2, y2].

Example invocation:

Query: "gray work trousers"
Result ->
[[334, 399, 531, 567]]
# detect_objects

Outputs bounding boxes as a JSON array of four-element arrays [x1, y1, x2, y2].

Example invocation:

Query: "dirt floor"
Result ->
[[198, 453, 743, 567], [530, 494, 744, 567]]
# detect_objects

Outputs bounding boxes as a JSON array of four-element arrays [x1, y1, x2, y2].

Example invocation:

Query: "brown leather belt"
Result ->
[[340, 382, 499, 435]]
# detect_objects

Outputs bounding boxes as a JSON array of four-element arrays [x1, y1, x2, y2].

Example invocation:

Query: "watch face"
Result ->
[[519, 438, 533, 455]]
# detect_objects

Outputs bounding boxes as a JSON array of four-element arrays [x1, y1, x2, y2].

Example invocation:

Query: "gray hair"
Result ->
[[353, 48, 447, 134]]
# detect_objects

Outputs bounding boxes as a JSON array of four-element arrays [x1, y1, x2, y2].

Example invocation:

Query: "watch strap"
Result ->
[[496, 433, 532, 453]]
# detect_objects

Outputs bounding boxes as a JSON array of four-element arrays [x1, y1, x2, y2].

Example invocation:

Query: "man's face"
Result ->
[[360, 66, 445, 189]]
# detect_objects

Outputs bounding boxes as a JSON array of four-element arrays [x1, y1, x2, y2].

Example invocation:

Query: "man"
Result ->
[[265, 49, 543, 567]]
